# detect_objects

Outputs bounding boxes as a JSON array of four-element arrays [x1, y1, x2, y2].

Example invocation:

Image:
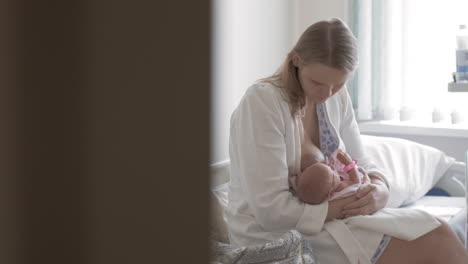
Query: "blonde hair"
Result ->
[[261, 18, 358, 117]]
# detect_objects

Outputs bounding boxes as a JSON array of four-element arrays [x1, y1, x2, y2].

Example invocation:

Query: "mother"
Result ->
[[226, 18, 468, 263]]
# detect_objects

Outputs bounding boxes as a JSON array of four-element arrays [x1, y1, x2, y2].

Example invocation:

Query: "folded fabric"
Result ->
[[345, 207, 441, 241], [210, 230, 317, 264], [324, 207, 441, 264]]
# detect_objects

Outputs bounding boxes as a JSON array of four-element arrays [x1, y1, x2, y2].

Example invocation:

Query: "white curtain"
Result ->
[[348, 0, 468, 123]]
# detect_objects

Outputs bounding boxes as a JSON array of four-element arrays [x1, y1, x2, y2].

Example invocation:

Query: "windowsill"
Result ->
[[358, 120, 468, 138]]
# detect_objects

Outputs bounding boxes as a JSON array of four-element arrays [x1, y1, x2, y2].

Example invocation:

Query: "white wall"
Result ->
[[293, 0, 349, 42], [211, 0, 295, 164], [211, 0, 349, 165]]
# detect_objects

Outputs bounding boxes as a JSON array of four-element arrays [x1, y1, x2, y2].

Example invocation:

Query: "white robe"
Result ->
[[226, 82, 440, 264]]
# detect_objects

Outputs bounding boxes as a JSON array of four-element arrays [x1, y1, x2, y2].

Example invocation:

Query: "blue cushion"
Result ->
[[426, 187, 450, 196]]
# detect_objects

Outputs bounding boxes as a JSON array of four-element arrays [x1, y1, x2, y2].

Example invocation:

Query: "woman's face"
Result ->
[[296, 62, 349, 105]]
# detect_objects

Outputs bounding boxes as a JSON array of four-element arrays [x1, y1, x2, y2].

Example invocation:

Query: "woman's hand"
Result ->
[[341, 173, 389, 218], [359, 169, 371, 184], [325, 195, 358, 222]]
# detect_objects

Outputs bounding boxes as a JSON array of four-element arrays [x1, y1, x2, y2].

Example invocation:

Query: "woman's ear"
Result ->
[[292, 52, 301, 68]]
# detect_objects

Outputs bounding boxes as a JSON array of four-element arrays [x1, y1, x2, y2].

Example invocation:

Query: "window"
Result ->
[[348, 0, 468, 125]]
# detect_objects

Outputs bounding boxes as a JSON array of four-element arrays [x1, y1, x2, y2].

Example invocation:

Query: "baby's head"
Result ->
[[296, 163, 340, 204]]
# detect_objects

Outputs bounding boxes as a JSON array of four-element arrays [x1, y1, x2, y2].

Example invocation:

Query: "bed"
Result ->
[[210, 135, 467, 263]]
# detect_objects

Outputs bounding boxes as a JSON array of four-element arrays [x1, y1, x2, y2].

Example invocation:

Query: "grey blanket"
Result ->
[[210, 230, 317, 264]]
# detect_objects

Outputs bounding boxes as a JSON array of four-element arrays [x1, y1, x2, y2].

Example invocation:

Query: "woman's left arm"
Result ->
[[336, 88, 389, 217], [342, 172, 389, 217]]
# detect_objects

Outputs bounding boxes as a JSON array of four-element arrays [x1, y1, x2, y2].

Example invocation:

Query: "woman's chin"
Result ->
[[315, 98, 327, 104], [306, 96, 327, 105]]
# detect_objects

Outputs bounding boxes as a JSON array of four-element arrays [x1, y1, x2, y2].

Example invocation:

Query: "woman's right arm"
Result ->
[[229, 85, 329, 235]]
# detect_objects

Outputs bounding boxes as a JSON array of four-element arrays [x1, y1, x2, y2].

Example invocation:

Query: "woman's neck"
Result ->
[[304, 96, 316, 108], [303, 99, 316, 116], [302, 101, 318, 137]]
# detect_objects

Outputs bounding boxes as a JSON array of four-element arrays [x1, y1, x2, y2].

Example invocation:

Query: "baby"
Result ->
[[291, 145, 364, 205]]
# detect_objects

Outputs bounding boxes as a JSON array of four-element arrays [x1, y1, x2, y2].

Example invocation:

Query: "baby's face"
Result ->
[[323, 164, 341, 195]]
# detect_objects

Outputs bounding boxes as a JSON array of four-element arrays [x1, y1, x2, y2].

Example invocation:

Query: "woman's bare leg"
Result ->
[[376, 218, 468, 264]]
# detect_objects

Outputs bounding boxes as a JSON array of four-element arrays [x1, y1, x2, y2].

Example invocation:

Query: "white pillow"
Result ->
[[361, 135, 455, 208]]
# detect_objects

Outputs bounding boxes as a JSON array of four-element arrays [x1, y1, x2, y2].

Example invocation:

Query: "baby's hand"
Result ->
[[347, 167, 361, 184], [336, 150, 353, 165]]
